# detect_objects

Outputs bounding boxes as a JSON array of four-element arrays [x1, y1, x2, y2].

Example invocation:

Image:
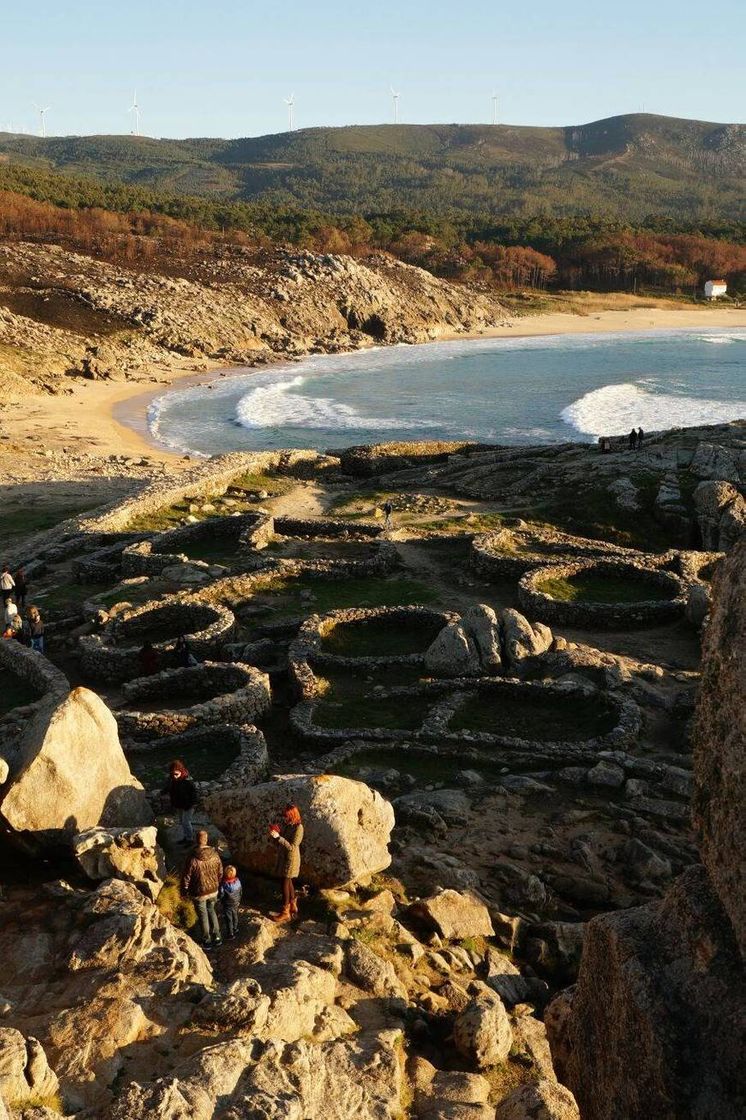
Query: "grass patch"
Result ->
[[229, 470, 295, 496], [336, 746, 505, 785], [33, 580, 110, 613], [450, 689, 617, 741], [0, 500, 102, 544], [259, 574, 442, 617], [313, 687, 433, 731], [416, 512, 506, 534], [156, 873, 197, 930], [320, 614, 442, 657], [0, 672, 41, 715], [8, 1092, 64, 1113], [536, 572, 672, 604]]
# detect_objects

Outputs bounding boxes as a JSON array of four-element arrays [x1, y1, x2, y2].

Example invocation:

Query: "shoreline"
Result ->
[[4, 304, 746, 469]]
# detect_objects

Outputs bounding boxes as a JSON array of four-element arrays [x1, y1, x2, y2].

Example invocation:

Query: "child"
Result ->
[[219, 865, 242, 939]]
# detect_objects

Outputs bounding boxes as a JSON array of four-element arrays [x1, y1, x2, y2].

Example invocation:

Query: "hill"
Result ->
[[0, 114, 744, 222]]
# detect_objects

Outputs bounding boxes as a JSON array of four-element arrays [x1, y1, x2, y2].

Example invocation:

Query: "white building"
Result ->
[[704, 279, 727, 299]]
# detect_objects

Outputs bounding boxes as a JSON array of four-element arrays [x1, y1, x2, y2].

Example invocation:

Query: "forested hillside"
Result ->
[[0, 114, 744, 222]]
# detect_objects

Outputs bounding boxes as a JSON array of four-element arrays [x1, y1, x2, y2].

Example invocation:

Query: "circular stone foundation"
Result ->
[[518, 560, 686, 629], [294, 606, 455, 668], [117, 661, 271, 740], [125, 722, 269, 791], [78, 597, 235, 683]]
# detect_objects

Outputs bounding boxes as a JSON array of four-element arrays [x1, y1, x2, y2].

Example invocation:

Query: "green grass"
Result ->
[[229, 470, 295, 496], [127, 501, 194, 533], [33, 580, 111, 613], [450, 689, 617, 741], [259, 574, 442, 618], [415, 512, 506, 534], [314, 690, 433, 731], [536, 572, 672, 604], [320, 614, 443, 657], [156, 873, 197, 930], [0, 673, 41, 716], [0, 500, 102, 543]]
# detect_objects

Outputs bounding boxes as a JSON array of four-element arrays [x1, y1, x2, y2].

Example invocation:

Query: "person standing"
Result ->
[[381, 500, 394, 531], [182, 829, 223, 948], [25, 606, 44, 653], [139, 641, 159, 676], [163, 760, 198, 844], [14, 568, 28, 611], [1, 566, 14, 607], [269, 804, 304, 924], [219, 864, 242, 940], [627, 429, 637, 451], [636, 427, 644, 450]]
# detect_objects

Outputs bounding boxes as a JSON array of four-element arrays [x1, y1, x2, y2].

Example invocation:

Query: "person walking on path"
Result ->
[[1, 566, 15, 607], [24, 606, 44, 653], [269, 804, 304, 924], [14, 568, 28, 611], [381, 500, 394, 531], [182, 829, 223, 948], [163, 760, 198, 844], [219, 864, 242, 940]]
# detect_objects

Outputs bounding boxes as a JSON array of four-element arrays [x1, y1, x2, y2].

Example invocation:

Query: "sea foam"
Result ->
[[561, 383, 746, 438]]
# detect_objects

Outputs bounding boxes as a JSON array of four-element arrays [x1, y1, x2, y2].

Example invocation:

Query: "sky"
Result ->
[[1, 0, 743, 139]]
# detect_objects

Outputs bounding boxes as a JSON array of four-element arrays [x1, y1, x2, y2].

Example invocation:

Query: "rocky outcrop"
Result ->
[[425, 604, 502, 678], [0, 240, 509, 398], [694, 480, 746, 551], [453, 990, 513, 1068], [494, 1080, 580, 1120], [0, 687, 152, 848], [692, 536, 746, 958], [549, 535, 746, 1119], [0, 1029, 59, 1110], [205, 774, 395, 887], [72, 825, 166, 900], [500, 608, 553, 668]]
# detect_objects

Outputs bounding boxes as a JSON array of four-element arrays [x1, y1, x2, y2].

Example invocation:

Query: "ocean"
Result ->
[[147, 327, 746, 457]]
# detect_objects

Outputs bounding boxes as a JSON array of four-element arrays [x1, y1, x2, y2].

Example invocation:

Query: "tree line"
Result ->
[[0, 163, 743, 296]]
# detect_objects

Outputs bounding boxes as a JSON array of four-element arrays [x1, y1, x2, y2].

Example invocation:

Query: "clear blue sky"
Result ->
[[1, 0, 743, 138]]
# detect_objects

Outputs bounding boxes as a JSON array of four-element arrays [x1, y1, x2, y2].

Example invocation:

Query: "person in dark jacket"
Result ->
[[139, 641, 159, 676], [24, 606, 44, 653], [163, 759, 198, 843], [174, 635, 198, 668], [269, 804, 304, 924], [627, 428, 637, 450], [14, 567, 28, 611], [182, 829, 223, 947], [219, 864, 242, 940], [636, 427, 644, 450]]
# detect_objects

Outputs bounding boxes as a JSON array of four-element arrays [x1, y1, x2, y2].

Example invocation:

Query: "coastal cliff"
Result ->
[[0, 241, 509, 398]]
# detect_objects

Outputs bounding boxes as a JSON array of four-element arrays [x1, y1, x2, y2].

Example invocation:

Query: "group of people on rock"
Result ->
[[163, 759, 303, 948], [628, 427, 645, 450], [1, 565, 44, 650]]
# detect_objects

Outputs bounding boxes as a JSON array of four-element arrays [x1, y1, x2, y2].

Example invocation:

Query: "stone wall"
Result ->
[[273, 515, 383, 539], [131, 723, 270, 794], [0, 641, 69, 700], [79, 598, 235, 683], [518, 560, 687, 629], [121, 512, 274, 576], [118, 663, 271, 740]]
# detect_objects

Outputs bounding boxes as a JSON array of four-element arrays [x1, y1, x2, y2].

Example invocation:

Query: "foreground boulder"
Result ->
[[408, 888, 494, 940], [551, 538, 746, 1119], [494, 1079, 580, 1120], [0, 1028, 59, 1110], [72, 825, 166, 899], [454, 990, 513, 1068], [424, 603, 502, 678], [501, 608, 553, 668], [206, 774, 395, 887], [0, 687, 152, 848]]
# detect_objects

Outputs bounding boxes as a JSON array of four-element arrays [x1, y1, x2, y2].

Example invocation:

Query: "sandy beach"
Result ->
[[3, 303, 745, 474]]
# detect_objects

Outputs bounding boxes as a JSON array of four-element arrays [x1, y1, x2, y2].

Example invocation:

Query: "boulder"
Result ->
[[0, 1029, 59, 1108], [344, 939, 406, 999], [692, 537, 746, 957], [0, 687, 152, 848], [408, 889, 494, 940], [500, 608, 553, 668], [685, 582, 711, 628], [552, 867, 746, 1120], [205, 774, 394, 888], [425, 621, 482, 678], [72, 825, 166, 899], [463, 604, 502, 674], [453, 991, 513, 1068], [690, 442, 741, 483], [694, 480, 746, 551], [494, 1080, 580, 1120], [394, 788, 471, 826]]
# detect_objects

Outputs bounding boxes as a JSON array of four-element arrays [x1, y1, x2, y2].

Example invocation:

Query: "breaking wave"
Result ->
[[561, 383, 746, 438], [235, 373, 436, 432]]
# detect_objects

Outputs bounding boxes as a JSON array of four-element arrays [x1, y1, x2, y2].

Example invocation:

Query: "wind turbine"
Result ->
[[129, 90, 141, 136], [491, 94, 498, 125], [284, 93, 295, 131], [390, 86, 400, 124], [34, 104, 51, 137]]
